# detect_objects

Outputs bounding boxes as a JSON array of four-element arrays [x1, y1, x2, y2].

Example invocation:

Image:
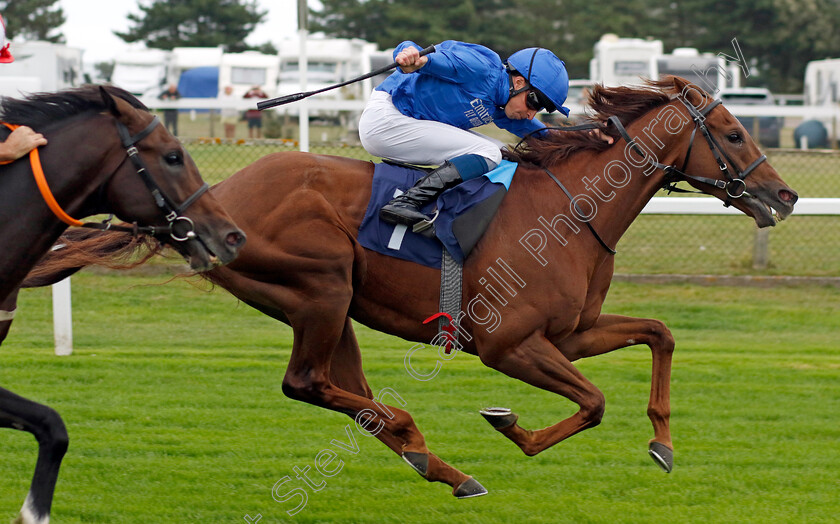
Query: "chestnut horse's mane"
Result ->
[[0, 84, 147, 130], [510, 77, 699, 167]]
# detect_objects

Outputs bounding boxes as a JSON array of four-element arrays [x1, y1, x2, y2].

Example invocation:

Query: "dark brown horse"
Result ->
[[0, 86, 245, 524], [24, 77, 797, 500]]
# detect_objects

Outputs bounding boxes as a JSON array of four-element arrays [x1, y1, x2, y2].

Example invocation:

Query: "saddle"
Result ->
[[357, 159, 517, 268]]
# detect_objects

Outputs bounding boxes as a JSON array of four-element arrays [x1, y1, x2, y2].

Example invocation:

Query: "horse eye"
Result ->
[[727, 132, 743, 144], [165, 151, 183, 166]]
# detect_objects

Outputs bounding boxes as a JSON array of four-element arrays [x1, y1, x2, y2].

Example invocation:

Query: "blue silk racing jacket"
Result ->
[[375, 40, 547, 138]]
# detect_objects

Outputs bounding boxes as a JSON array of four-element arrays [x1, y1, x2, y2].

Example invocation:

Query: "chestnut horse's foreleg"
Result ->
[[557, 314, 675, 471], [480, 315, 675, 471], [326, 318, 483, 497], [0, 386, 69, 524], [477, 331, 607, 456]]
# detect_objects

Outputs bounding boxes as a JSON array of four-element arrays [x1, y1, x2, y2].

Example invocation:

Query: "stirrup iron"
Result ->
[[412, 209, 439, 233]]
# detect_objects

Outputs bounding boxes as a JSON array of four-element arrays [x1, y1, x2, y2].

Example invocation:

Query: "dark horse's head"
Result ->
[[0, 85, 245, 270], [515, 75, 798, 228]]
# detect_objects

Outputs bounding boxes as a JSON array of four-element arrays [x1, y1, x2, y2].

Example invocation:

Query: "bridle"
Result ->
[[113, 115, 209, 241], [610, 96, 767, 207], [530, 94, 768, 254], [3, 115, 209, 242]]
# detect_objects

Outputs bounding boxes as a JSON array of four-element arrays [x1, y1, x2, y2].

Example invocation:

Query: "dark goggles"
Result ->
[[526, 88, 556, 113]]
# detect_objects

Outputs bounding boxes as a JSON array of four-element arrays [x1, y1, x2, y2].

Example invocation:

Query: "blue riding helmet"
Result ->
[[505, 48, 570, 116]]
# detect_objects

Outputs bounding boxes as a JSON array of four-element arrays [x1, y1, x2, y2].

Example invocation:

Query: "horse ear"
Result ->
[[671, 75, 689, 94], [99, 86, 121, 117], [673, 75, 707, 107]]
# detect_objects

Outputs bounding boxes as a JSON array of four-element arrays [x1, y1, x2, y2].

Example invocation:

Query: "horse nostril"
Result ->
[[226, 230, 246, 249], [779, 189, 798, 204]]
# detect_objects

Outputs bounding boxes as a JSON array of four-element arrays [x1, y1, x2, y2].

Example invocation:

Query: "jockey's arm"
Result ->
[[0, 126, 47, 163]]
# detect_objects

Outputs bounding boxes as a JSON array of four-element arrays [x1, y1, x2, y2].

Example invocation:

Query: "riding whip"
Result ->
[[257, 45, 436, 111]]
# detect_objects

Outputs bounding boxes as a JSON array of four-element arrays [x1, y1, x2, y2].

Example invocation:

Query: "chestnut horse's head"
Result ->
[[666, 76, 798, 227]]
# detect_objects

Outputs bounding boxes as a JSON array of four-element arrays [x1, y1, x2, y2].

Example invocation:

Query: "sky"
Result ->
[[56, 0, 305, 64]]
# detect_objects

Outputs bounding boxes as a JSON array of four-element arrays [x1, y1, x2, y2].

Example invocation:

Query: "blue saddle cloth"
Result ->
[[358, 160, 516, 268]]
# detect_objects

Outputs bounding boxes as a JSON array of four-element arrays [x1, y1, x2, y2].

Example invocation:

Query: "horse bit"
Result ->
[[537, 95, 768, 254], [6, 115, 209, 242]]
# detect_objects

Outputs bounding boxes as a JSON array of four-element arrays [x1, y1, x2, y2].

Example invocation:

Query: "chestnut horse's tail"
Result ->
[[22, 229, 163, 288]]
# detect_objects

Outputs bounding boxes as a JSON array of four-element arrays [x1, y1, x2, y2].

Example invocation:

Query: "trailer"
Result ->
[[218, 50, 279, 99], [589, 34, 737, 93], [0, 41, 82, 97], [589, 34, 663, 87], [650, 47, 733, 94], [275, 36, 378, 116], [804, 58, 840, 106], [111, 48, 172, 98], [168, 46, 224, 89]]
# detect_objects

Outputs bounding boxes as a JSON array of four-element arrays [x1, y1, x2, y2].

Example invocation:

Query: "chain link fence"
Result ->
[[179, 136, 839, 277]]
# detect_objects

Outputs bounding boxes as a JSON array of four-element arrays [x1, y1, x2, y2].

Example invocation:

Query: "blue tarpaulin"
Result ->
[[177, 67, 219, 98]]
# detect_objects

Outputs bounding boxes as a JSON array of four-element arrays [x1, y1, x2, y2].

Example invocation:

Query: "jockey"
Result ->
[[359, 40, 570, 226], [0, 13, 48, 163]]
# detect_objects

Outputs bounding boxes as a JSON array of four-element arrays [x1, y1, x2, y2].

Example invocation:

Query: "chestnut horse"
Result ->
[[0, 86, 245, 524], [21, 77, 797, 500]]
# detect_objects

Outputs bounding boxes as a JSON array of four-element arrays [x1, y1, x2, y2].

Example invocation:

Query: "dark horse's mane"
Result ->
[[509, 77, 688, 167], [0, 84, 148, 129]]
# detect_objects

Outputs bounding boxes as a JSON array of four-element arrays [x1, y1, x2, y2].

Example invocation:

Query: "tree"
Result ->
[[0, 0, 65, 43], [115, 0, 267, 52], [309, 0, 484, 51], [308, 0, 840, 93]]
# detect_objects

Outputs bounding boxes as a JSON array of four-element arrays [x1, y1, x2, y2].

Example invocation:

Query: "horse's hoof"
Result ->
[[402, 451, 428, 477], [480, 407, 518, 429], [648, 441, 674, 473], [453, 477, 488, 498]]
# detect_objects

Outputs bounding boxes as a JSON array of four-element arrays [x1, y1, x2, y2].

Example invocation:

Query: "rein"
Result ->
[[518, 95, 767, 254], [2, 117, 209, 241]]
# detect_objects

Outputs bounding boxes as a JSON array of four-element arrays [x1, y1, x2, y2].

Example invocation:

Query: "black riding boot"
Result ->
[[380, 161, 463, 226]]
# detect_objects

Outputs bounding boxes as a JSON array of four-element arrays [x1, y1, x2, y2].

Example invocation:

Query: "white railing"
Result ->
[[143, 97, 840, 121]]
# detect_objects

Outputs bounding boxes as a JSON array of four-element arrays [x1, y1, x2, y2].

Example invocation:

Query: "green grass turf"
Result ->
[[1, 273, 838, 523]]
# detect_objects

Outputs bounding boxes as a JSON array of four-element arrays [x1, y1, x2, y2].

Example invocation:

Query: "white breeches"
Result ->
[[358, 90, 504, 166]]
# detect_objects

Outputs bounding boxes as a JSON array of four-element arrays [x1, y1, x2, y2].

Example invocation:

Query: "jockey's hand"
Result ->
[[0, 126, 47, 162], [396, 46, 428, 74], [588, 127, 614, 145]]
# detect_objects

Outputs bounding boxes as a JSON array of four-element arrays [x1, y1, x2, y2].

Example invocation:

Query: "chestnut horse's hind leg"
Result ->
[[235, 262, 479, 496], [327, 318, 484, 497], [0, 386, 69, 524], [480, 314, 675, 472]]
